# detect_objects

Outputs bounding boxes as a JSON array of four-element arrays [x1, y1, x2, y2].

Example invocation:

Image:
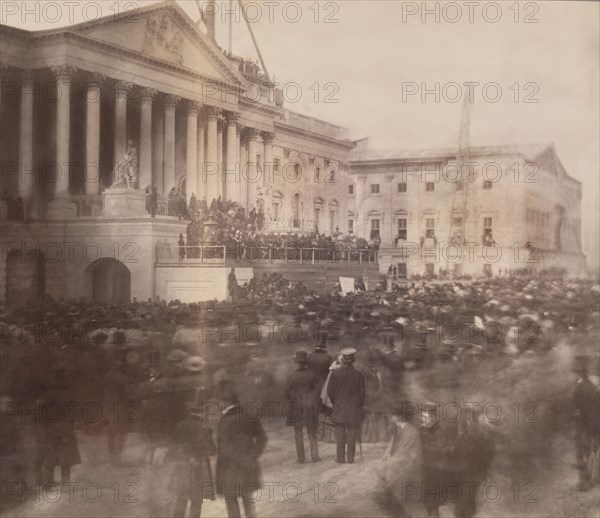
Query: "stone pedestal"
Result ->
[[103, 188, 147, 218], [47, 198, 77, 219]]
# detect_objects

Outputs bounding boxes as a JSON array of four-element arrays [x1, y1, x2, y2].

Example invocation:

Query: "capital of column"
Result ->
[[114, 80, 132, 102], [140, 87, 158, 104], [86, 72, 106, 88], [207, 106, 222, 119], [244, 127, 261, 141], [261, 131, 275, 143], [186, 100, 202, 115], [51, 65, 78, 84], [226, 111, 240, 124], [164, 94, 181, 109]]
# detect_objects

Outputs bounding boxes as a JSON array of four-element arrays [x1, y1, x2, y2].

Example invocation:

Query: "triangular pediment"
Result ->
[[69, 2, 242, 85]]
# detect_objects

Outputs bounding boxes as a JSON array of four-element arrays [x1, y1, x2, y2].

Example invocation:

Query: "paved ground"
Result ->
[[3, 417, 599, 518]]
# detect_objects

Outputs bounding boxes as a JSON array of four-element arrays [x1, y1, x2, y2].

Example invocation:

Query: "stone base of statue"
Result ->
[[47, 197, 77, 220], [103, 187, 147, 218]]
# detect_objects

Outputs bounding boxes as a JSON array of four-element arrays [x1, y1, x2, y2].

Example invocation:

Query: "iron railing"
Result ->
[[156, 245, 227, 265], [156, 245, 378, 265]]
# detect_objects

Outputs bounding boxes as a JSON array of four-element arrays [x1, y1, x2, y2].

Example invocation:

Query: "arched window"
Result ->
[[313, 197, 324, 232], [292, 193, 301, 228], [328, 200, 339, 234], [271, 191, 283, 221]]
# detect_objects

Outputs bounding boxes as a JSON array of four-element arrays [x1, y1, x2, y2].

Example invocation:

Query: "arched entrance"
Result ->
[[85, 258, 131, 304], [5, 249, 45, 306]]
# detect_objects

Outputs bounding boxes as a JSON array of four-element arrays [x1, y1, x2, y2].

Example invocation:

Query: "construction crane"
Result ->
[[445, 94, 472, 274], [194, 0, 272, 83]]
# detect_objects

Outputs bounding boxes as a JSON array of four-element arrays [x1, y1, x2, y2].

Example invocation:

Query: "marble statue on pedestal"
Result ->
[[111, 140, 139, 189]]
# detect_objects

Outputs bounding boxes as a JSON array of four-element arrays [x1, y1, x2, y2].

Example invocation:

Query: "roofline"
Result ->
[[0, 1, 174, 36]]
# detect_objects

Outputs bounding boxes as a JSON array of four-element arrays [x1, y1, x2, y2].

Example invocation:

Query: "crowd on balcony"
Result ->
[[176, 196, 378, 260]]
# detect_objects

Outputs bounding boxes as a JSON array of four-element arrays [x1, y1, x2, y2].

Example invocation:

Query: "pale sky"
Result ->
[[2, 0, 598, 266]]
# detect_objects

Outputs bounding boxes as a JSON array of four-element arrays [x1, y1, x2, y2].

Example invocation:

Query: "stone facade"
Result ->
[[348, 145, 587, 277], [0, 1, 353, 303]]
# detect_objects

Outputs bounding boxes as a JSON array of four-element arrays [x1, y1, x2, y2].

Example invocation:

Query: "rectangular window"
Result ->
[[272, 202, 280, 221], [426, 218, 435, 239], [315, 165, 321, 183], [348, 219, 354, 233], [371, 184, 380, 194], [484, 217, 492, 229], [348, 184, 354, 195], [397, 218, 407, 240], [483, 180, 493, 190], [426, 182, 435, 192], [329, 210, 335, 234], [398, 182, 407, 193], [370, 219, 380, 239], [274, 158, 280, 173]]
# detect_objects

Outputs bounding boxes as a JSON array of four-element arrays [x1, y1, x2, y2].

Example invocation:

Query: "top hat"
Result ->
[[294, 350, 308, 363]]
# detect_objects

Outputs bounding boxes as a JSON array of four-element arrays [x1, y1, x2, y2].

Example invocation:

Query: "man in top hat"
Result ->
[[327, 347, 366, 463], [307, 334, 333, 388], [216, 380, 267, 518], [170, 396, 217, 518], [570, 354, 600, 490], [285, 350, 321, 463]]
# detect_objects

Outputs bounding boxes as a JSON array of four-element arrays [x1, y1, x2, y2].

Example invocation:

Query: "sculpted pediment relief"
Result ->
[[73, 5, 240, 85], [143, 12, 184, 65]]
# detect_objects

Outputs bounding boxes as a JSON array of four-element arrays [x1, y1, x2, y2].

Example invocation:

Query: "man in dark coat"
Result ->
[[307, 339, 333, 388], [38, 367, 81, 483], [571, 354, 600, 490], [327, 347, 366, 463], [216, 380, 267, 518], [170, 401, 217, 518], [285, 350, 321, 463]]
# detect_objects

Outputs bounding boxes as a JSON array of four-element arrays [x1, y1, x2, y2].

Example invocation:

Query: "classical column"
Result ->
[[139, 88, 157, 191], [196, 110, 205, 202], [224, 112, 239, 202], [52, 66, 76, 197], [163, 94, 180, 194], [0, 64, 7, 203], [18, 71, 35, 214], [185, 100, 201, 201], [205, 106, 221, 203], [262, 132, 275, 186], [245, 128, 261, 211], [113, 81, 129, 169], [238, 127, 248, 208], [47, 66, 78, 219], [152, 103, 164, 193], [217, 118, 224, 198], [84, 73, 105, 195]]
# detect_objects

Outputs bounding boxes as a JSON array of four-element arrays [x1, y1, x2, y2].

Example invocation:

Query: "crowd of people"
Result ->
[[1, 273, 599, 516], [170, 195, 379, 261]]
